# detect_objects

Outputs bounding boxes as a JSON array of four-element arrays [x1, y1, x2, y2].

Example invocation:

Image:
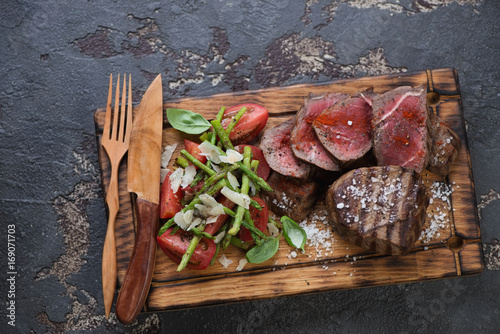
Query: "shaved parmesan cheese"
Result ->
[[210, 204, 225, 216], [236, 258, 248, 271], [214, 231, 226, 243], [187, 217, 203, 231], [206, 215, 218, 225], [267, 222, 280, 237], [221, 186, 250, 209], [194, 204, 210, 217], [212, 163, 221, 173], [174, 211, 190, 230], [182, 209, 194, 226], [199, 141, 222, 164], [181, 165, 196, 188], [169, 168, 184, 193], [199, 194, 219, 208], [218, 254, 233, 269], [227, 171, 240, 189], [160, 168, 170, 184], [219, 149, 243, 164], [248, 179, 256, 196], [161, 144, 177, 168]]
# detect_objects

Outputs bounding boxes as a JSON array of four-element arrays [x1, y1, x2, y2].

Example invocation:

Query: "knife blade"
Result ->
[[115, 74, 163, 324]]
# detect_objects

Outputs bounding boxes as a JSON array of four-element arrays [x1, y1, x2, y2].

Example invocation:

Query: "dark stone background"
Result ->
[[1, 0, 499, 333]]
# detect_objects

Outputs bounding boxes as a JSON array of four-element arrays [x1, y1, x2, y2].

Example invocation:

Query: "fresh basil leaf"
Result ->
[[281, 216, 307, 251], [245, 236, 280, 264], [166, 108, 211, 134]]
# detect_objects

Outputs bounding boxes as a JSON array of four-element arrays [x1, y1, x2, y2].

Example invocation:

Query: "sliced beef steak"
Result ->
[[260, 118, 311, 179], [290, 92, 347, 171], [262, 172, 320, 222], [427, 112, 460, 177], [326, 166, 429, 255], [372, 85, 431, 173], [358, 88, 377, 107], [313, 94, 373, 165]]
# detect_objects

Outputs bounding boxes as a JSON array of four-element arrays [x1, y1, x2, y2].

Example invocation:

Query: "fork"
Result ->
[[101, 73, 132, 319]]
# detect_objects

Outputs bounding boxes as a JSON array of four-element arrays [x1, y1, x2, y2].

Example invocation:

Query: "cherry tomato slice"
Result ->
[[204, 195, 235, 236], [234, 145, 271, 181], [184, 139, 207, 165], [221, 103, 268, 144], [160, 171, 183, 219], [157, 228, 216, 270], [239, 197, 269, 242]]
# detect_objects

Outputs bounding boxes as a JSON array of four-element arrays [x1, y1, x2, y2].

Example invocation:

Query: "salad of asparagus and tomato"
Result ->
[[157, 103, 307, 272]]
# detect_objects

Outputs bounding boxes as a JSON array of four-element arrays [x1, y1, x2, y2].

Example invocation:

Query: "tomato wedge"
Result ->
[[160, 171, 183, 219], [184, 139, 207, 165], [157, 228, 216, 270], [239, 197, 269, 242], [221, 103, 268, 144], [234, 145, 270, 181]]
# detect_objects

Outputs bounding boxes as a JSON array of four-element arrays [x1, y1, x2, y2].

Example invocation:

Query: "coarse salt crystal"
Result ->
[[347, 120, 353, 126], [337, 203, 345, 209]]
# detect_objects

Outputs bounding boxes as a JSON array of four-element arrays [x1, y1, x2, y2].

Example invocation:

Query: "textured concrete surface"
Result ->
[[1, 0, 499, 333]]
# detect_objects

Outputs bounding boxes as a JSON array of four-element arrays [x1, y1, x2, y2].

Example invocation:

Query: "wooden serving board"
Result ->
[[94, 68, 483, 313]]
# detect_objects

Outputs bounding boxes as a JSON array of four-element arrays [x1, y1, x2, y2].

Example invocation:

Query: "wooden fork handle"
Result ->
[[115, 197, 158, 325], [102, 209, 117, 319], [102, 167, 119, 319]]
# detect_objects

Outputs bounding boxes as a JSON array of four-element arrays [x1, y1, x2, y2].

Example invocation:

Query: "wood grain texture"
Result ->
[[94, 68, 483, 313]]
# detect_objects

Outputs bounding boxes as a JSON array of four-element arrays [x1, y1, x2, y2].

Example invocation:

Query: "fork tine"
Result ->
[[112, 74, 121, 141], [119, 74, 127, 142], [125, 74, 133, 144], [103, 74, 113, 140]]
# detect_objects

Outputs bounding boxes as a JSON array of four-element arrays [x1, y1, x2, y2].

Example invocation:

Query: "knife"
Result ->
[[115, 74, 163, 324]]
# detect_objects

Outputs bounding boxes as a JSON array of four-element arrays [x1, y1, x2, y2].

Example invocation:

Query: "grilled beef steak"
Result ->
[[427, 112, 460, 177], [260, 118, 311, 179], [372, 85, 431, 173], [313, 94, 373, 165], [326, 166, 429, 255], [262, 171, 320, 222], [290, 93, 346, 171]]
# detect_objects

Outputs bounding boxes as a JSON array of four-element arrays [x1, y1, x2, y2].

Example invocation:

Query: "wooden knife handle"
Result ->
[[115, 197, 158, 324]]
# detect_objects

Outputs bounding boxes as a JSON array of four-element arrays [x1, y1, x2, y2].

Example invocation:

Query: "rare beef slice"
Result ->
[[372, 85, 431, 173], [262, 172, 320, 222], [260, 118, 311, 179], [290, 92, 347, 171], [313, 94, 373, 165], [326, 166, 429, 255]]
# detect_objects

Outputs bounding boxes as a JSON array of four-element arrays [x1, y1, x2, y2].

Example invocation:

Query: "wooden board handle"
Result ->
[[115, 197, 158, 324]]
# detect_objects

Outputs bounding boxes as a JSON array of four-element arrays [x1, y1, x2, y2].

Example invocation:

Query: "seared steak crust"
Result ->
[[262, 172, 320, 222], [326, 166, 429, 255], [427, 112, 460, 177], [372, 85, 431, 173]]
